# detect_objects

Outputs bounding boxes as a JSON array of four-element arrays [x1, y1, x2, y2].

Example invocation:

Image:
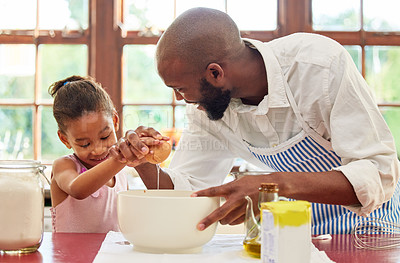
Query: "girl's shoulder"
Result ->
[[52, 155, 79, 173], [53, 154, 75, 165]]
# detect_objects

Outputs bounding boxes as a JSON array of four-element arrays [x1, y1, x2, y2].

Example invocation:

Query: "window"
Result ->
[[0, 0, 89, 162], [120, 0, 279, 144], [1, 0, 400, 163], [311, 0, 400, 155]]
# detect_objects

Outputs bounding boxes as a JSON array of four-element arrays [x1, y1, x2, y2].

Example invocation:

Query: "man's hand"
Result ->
[[110, 126, 170, 167], [192, 175, 269, 231]]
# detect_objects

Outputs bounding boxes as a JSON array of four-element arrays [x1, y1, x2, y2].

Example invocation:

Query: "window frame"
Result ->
[[1, 0, 400, 164], [0, 3, 90, 161]]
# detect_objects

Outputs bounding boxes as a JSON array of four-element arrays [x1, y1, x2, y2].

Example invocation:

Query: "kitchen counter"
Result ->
[[1, 232, 400, 263]]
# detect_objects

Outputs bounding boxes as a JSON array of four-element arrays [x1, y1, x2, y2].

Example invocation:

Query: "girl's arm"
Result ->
[[52, 156, 126, 200]]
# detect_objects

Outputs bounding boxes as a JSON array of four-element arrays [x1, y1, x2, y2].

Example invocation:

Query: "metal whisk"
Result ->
[[353, 217, 400, 250]]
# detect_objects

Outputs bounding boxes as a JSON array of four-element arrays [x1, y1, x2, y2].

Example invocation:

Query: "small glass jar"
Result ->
[[0, 160, 46, 254], [258, 183, 279, 206], [243, 183, 279, 258]]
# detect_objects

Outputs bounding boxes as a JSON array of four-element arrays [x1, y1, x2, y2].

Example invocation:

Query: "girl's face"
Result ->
[[58, 111, 119, 169]]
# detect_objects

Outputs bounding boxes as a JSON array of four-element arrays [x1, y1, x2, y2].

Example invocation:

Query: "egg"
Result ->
[[145, 141, 172, 164]]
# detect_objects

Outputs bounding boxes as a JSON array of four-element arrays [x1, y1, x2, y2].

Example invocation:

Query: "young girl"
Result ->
[[49, 75, 129, 233]]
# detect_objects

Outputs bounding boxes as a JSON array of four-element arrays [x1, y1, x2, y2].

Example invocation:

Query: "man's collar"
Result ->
[[242, 38, 290, 112]]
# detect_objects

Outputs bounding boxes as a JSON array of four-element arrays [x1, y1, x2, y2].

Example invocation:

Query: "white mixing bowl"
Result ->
[[117, 190, 220, 253]]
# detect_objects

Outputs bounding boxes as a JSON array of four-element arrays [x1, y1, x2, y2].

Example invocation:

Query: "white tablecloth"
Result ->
[[93, 231, 334, 263]]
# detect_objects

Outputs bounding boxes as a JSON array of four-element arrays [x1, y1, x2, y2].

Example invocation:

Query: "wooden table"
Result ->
[[1, 232, 400, 263], [312, 234, 400, 262], [0, 232, 103, 263]]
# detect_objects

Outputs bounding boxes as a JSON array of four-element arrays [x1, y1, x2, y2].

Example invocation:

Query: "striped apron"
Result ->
[[243, 81, 400, 235]]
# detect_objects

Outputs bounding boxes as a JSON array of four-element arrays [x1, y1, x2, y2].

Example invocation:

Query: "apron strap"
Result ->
[[283, 77, 334, 151]]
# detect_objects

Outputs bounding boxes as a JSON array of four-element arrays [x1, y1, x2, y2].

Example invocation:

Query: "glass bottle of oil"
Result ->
[[243, 183, 279, 258]]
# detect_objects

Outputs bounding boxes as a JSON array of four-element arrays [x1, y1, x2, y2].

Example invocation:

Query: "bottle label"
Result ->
[[261, 210, 278, 263]]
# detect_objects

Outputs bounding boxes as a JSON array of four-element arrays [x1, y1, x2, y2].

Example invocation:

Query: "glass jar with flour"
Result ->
[[0, 160, 47, 254]]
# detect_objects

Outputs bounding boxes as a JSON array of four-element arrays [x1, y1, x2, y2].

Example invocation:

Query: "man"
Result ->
[[114, 7, 400, 234]]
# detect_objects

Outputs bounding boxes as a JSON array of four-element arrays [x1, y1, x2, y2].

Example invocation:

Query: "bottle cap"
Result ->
[[259, 183, 278, 192]]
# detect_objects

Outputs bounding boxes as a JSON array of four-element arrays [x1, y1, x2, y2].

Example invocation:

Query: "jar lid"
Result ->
[[0, 160, 42, 169], [259, 183, 279, 192]]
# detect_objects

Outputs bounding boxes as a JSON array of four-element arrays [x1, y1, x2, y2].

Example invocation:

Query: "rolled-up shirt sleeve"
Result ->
[[328, 50, 400, 216]]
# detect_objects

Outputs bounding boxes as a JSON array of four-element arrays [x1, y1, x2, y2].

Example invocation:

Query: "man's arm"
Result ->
[[134, 162, 174, 189], [193, 170, 359, 230]]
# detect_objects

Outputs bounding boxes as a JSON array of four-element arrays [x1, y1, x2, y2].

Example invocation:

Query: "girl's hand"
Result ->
[[109, 138, 128, 164]]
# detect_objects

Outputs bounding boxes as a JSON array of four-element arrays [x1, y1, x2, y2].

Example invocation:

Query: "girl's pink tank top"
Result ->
[[50, 154, 128, 233]]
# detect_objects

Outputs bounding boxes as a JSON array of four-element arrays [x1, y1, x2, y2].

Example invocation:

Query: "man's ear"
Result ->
[[57, 130, 71, 149], [112, 109, 120, 132], [205, 63, 225, 85]]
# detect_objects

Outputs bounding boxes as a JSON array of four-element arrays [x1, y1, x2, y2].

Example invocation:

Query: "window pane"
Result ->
[[38, 44, 88, 100], [175, 106, 187, 130], [41, 106, 71, 162], [0, 0, 36, 30], [344, 45, 361, 72], [176, 0, 225, 17], [123, 45, 172, 104], [365, 46, 400, 103], [123, 0, 174, 31], [160, 127, 183, 147], [380, 107, 400, 158], [123, 106, 173, 133], [364, 0, 400, 31], [39, 0, 88, 30], [227, 0, 277, 30], [312, 0, 360, 31], [0, 44, 35, 100], [0, 106, 33, 159]]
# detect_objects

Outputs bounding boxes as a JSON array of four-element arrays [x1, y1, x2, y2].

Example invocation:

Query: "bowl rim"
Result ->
[[118, 189, 219, 200]]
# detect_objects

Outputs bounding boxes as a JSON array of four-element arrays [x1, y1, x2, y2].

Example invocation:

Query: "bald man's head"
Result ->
[[156, 7, 243, 74]]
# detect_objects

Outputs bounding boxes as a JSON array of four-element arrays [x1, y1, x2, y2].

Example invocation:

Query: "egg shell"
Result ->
[[145, 142, 172, 164]]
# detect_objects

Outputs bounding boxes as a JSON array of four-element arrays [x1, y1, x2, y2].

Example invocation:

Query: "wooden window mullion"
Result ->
[[34, 42, 40, 160]]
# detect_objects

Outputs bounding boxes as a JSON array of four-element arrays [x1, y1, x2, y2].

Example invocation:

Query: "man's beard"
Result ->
[[198, 78, 232, 121]]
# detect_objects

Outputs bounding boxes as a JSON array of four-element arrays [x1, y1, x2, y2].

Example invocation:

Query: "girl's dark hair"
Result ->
[[48, 75, 115, 134]]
